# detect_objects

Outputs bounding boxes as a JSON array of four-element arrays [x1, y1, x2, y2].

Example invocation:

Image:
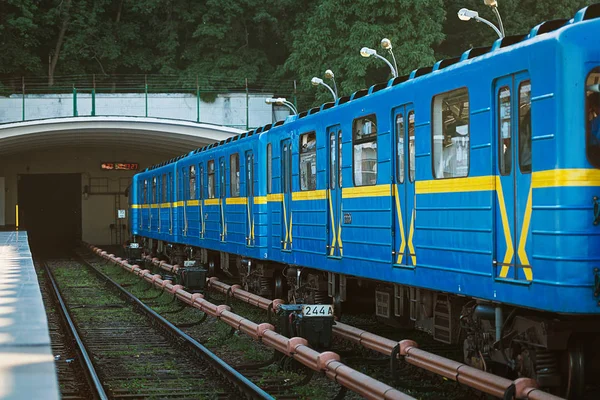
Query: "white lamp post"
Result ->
[[360, 47, 398, 78], [265, 97, 298, 115], [311, 77, 338, 102]]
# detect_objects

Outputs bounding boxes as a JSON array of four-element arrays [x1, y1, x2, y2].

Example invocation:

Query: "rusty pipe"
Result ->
[[86, 243, 413, 400]]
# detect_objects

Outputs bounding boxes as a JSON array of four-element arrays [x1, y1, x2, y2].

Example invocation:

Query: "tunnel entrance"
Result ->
[[17, 173, 81, 252]]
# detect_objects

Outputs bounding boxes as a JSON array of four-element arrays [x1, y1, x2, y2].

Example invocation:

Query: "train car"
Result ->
[[165, 129, 269, 277], [132, 5, 600, 396], [133, 156, 184, 253]]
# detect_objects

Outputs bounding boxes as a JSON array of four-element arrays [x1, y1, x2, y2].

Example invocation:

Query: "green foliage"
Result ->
[[0, 0, 42, 74], [284, 0, 445, 107], [0, 0, 594, 108], [436, 0, 591, 59]]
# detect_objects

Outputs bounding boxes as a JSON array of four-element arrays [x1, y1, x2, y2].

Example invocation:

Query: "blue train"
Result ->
[[131, 5, 600, 395]]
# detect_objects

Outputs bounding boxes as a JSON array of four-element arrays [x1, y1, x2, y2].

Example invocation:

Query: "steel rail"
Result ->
[[137, 254, 565, 400], [88, 245, 415, 400], [74, 255, 274, 400], [43, 262, 109, 400]]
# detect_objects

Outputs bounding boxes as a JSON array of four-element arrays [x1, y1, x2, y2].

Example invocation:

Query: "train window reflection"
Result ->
[[300, 132, 317, 191], [498, 86, 511, 175], [162, 174, 167, 203], [230, 154, 240, 197], [208, 160, 215, 199], [432, 88, 470, 179], [353, 114, 378, 186], [152, 176, 157, 203], [267, 144, 272, 194], [199, 164, 203, 200], [143, 180, 148, 204], [586, 67, 600, 168], [518, 81, 532, 173], [396, 114, 405, 184], [189, 165, 196, 199], [408, 112, 416, 183]]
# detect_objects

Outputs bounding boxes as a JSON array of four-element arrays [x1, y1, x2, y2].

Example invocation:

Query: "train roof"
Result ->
[[144, 3, 600, 172]]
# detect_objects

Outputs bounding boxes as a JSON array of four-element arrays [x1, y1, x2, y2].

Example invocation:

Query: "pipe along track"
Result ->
[[41, 257, 272, 399], [86, 244, 415, 400], [129, 248, 564, 400]]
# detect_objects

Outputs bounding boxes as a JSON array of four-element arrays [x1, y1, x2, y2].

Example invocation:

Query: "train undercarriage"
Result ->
[[141, 238, 599, 398]]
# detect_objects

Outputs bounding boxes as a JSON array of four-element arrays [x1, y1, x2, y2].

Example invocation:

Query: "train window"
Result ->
[[199, 164, 204, 200], [267, 144, 272, 194], [143, 179, 148, 203], [300, 132, 317, 191], [330, 132, 336, 189], [181, 168, 187, 199], [408, 112, 416, 182], [189, 165, 196, 199], [353, 114, 378, 186], [230, 153, 240, 197], [246, 152, 254, 197], [338, 130, 342, 187], [152, 176, 157, 203], [498, 86, 512, 175], [168, 172, 172, 202], [519, 81, 532, 173], [396, 114, 405, 184], [220, 159, 226, 198], [208, 160, 215, 198], [586, 68, 600, 168], [432, 88, 469, 178], [162, 173, 167, 203]]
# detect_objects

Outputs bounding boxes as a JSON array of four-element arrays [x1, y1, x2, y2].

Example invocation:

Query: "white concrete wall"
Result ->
[[0, 148, 175, 245], [0, 93, 291, 128]]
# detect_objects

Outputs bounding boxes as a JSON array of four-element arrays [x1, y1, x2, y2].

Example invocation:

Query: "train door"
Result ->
[[281, 139, 292, 250], [246, 151, 255, 247], [392, 105, 416, 267], [219, 157, 226, 241], [494, 73, 533, 282], [327, 125, 342, 257]]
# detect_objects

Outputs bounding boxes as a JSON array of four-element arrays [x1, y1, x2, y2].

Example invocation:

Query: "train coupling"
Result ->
[[277, 304, 335, 350]]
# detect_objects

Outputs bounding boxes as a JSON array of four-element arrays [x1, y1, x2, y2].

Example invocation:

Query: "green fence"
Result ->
[[3, 74, 299, 130]]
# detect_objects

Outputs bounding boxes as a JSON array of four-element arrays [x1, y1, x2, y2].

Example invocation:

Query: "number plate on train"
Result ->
[[129, 243, 139, 249], [302, 304, 333, 317]]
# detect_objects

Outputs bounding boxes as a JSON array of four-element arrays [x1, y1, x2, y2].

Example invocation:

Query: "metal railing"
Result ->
[[1, 74, 299, 130]]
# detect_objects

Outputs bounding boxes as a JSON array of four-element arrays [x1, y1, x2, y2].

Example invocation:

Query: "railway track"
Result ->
[[119, 248, 565, 400], [37, 263, 92, 399], [38, 255, 274, 399]]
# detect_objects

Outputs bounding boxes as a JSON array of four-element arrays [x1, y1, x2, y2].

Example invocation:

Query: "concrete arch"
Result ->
[[0, 116, 242, 156]]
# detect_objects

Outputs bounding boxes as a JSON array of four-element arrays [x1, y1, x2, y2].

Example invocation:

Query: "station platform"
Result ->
[[0, 231, 59, 400]]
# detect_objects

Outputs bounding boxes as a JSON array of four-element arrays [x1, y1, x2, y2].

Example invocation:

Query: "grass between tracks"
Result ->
[[88, 252, 476, 400], [47, 259, 224, 399], [87, 258, 351, 399]]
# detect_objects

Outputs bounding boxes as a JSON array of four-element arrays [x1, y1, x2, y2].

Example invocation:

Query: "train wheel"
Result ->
[[565, 337, 585, 399], [274, 274, 284, 299]]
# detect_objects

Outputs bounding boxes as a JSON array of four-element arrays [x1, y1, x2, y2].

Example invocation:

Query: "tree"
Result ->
[[436, 0, 591, 59], [282, 0, 446, 108], [0, 0, 42, 76]]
